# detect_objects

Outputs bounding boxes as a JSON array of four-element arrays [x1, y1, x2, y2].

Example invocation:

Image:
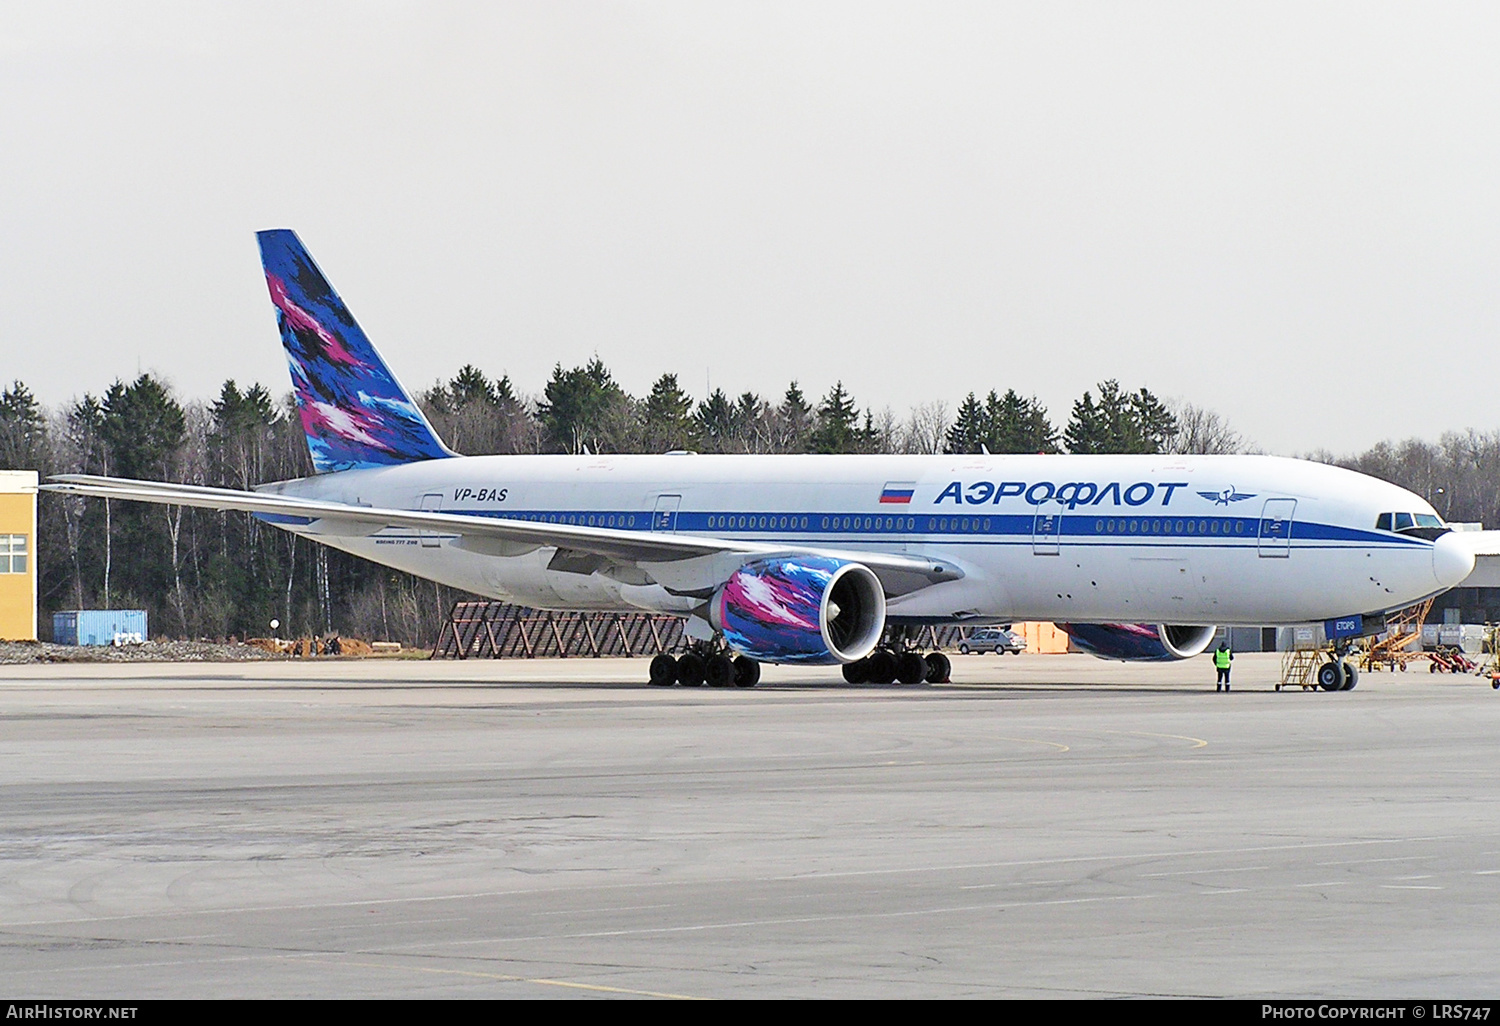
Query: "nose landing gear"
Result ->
[[1316, 642, 1359, 691]]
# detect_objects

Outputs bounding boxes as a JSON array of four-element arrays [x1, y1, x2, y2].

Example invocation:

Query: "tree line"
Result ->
[[3, 356, 1471, 648]]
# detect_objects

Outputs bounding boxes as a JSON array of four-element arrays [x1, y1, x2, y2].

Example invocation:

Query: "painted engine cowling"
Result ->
[[1059, 623, 1218, 662], [709, 556, 886, 664]]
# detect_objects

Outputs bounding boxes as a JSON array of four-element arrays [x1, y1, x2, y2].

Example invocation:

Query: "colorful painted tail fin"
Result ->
[[257, 229, 454, 473]]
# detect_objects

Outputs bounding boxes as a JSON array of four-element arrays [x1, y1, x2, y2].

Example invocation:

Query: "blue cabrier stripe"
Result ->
[[425, 507, 1423, 551]]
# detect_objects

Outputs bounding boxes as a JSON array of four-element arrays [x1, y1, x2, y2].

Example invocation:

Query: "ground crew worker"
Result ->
[[1214, 641, 1233, 691]]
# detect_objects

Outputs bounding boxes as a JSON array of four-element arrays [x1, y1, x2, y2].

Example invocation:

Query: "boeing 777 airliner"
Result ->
[[45, 231, 1476, 689]]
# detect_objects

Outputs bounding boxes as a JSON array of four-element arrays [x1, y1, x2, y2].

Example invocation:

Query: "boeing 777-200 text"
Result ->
[[44, 230, 1476, 689]]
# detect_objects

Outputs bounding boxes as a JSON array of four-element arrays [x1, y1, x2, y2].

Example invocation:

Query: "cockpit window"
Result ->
[[1376, 511, 1450, 541]]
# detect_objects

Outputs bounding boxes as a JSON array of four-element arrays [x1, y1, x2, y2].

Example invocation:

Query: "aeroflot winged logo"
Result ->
[[1198, 487, 1257, 505]]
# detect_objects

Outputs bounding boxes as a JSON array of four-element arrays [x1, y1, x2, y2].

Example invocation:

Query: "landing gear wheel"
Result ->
[[1339, 661, 1358, 691], [1317, 661, 1344, 691], [706, 654, 735, 688], [842, 658, 870, 684], [648, 653, 677, 686], [733, 656, 760, 688], [677, 651, 706, 687], [896, 651, 928, 685], [867, 648, 897, 684], [923, 651, 951, 683]]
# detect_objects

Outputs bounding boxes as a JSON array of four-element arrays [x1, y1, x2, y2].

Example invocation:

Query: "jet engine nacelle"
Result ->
[[710, 556, 886, 664], [1060, 623, 1219, 662]]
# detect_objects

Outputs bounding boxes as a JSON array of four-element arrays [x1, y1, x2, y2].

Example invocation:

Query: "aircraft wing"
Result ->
[[43, 475, 963, 596]]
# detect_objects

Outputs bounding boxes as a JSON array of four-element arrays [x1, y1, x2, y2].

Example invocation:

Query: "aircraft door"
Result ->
[[1257, 498, 1296, 558], [1032, 498, 1063, 555], [652, 494, 681, 532], [419, 492, 443, 547]]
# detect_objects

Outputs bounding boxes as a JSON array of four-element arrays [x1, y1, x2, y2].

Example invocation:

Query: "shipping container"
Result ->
[[52, 610, 148, 646], [1438, 624, 1486, 653]]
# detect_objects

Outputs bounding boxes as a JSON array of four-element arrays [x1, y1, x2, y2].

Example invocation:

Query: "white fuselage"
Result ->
[[264, 452, 1471, 627]]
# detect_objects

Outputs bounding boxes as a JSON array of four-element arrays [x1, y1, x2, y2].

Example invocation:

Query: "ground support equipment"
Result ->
[[1358, 598, 1432, 673], [1280, 643, 1358, 692]]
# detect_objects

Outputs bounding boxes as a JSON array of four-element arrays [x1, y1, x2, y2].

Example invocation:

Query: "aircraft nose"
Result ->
[[1432, 532, 1475, 590]]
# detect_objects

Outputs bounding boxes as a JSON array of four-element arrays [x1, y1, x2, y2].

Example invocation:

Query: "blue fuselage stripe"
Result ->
[[411, 507, 1425, 550]]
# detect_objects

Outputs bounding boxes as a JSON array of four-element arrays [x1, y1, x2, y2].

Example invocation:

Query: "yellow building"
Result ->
[[0, 470, 37, 641]]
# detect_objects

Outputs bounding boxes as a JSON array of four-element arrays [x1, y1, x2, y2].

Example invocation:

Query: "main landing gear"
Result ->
[[841, 629, 951, 684], [649, 646, 761, 688]]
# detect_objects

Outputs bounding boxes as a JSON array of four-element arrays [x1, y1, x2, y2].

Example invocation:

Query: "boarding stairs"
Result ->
[[1358, 598, 1432, 672], [1277, 646, 1324, 691]]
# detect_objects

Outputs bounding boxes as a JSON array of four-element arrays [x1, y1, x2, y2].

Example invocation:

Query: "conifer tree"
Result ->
[[640, 373, 698, 452], [695, 388, 737, 452], [1063, 379, 1176, 454], [811, 381, 862, 453], [537, 357, 633, 454], [0, 381, 46, 471], [944, 392, 988, 453]]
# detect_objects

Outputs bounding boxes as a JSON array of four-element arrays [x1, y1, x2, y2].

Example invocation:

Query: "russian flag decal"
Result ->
[[879, 481, 916, 504]]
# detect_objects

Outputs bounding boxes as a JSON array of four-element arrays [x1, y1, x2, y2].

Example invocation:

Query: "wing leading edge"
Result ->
[[43, 475, 963, 596]]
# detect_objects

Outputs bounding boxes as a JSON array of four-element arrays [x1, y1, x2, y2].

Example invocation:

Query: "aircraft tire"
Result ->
[[896, 651, 927, 685], [648, 654, 677, 686], [842, 658, 870, 684], [867, 648, 897, 684], [1317, 661, 1344, 691], [924, 652, 951, 684], [1340, 661, 1358, 690], [706, 654, 735, 688], [733, 656, 760, 688], [678, 652, 706, 687]]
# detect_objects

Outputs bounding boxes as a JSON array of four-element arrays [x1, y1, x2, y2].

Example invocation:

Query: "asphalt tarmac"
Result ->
[[1, 652, 1497, 999]]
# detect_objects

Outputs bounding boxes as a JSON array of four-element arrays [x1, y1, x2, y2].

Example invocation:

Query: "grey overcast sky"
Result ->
[[1, 1, 1496, 455]]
